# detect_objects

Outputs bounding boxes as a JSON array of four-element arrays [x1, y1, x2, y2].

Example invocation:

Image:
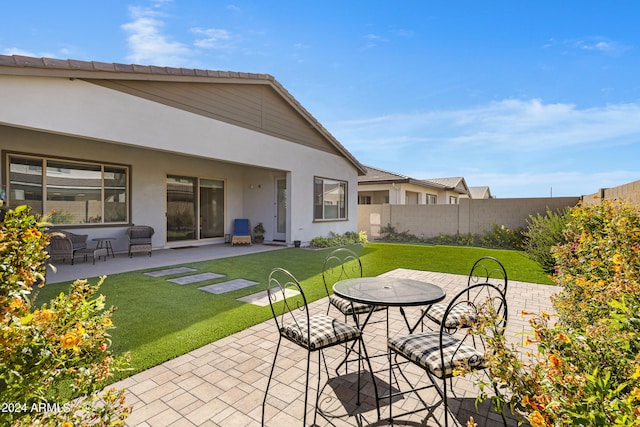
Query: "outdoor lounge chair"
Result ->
[[46, 230, 88, 265], [127, 226, 154, 257], [231, 219, 251, 245]]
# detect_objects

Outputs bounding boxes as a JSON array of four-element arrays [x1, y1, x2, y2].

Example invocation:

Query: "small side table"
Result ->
[[92, 238, 116, 258]]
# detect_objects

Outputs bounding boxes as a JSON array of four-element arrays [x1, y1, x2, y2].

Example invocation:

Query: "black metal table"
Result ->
[[333, 276, 446, 421], [333, 276, 445, 333]]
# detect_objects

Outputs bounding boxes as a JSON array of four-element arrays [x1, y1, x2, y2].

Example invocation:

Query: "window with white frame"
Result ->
[[426, 194, 437, 204], [449, 195, 458, 204], [7, 154, 129, 225], [314, 177, 347, 220]]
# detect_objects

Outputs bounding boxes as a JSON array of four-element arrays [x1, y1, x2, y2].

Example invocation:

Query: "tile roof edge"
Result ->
[[0, 54, 276, 81]]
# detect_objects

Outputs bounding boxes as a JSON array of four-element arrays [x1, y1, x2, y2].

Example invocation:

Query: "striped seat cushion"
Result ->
[[281, 315, 361, 351], [388, 332, 485, 379], [426, 302, 477, 329], [329, 294, 385, 315]]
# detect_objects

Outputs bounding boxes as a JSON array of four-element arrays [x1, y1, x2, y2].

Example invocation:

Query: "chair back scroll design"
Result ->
[[321, 248, 363, 298], [267, 267, 309, 347], [467, 255, 508, 293]]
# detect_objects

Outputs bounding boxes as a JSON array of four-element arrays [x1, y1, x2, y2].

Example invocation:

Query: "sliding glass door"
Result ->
[[167, 175, 225, 242]]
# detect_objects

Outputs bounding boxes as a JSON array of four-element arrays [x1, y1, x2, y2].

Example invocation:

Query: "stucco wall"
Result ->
[[0, 74, 361, 248], [359, 196, 580, 239]]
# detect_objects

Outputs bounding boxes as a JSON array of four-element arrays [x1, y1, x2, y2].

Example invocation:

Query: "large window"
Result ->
[[7, 154, 129, 225], [314, 177, 347, 221]]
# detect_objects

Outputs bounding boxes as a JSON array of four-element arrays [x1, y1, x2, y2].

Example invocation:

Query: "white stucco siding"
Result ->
[[0, 75, 361, 246]]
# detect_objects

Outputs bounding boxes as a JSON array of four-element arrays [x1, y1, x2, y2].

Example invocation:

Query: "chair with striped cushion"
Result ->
[[424, 256, 507, 331], [262, 268, 379, 426], [388, 282, 508, 427]]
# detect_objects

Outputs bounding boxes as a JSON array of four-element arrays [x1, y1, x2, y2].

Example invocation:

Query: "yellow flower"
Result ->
[[61, 421, 73, 427], [103, 317, 113, 327], [631, 388, 640, 401], [612, 254, 623, 265], [549, 354, 562, 368], [632, 365, 640, 380], [556, 332, 571, 343], [33, 309, 55, 324], [59, 331, 81, 351], [466, 416, 478, 427], [59, 325, 85, 352], [529, 410, 548, 427], [23, 228, 42, 240]]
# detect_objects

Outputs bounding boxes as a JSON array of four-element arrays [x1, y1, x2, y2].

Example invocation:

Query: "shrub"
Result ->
[[377, 223, 524, 250], [0, 206, 131, 426], [310, 231, 368, 248], [523, 208, 569, 273], [474, 200, 640, 426]]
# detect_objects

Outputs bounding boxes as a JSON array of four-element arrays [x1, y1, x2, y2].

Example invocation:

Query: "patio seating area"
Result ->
[[106, 257, 555, 426]]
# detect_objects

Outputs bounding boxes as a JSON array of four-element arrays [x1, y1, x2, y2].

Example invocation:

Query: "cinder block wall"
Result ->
[[581, 179, 640, 206], [358, 196, 580, 239]]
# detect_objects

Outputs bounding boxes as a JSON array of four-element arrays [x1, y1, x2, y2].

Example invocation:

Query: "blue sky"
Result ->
[[3, 1, 640, 197]]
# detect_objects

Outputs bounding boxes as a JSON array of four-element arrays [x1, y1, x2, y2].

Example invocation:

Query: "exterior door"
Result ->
[[274, 177, 287, 241]]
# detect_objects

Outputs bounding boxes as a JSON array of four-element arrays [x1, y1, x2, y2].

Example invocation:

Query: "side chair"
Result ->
[[262, 267, 380, 426], [322, 248, 386, 374], [388, 282, 509, 427], [423, 256, 507, 330]]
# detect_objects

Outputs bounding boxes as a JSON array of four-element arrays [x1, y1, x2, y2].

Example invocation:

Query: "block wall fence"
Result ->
[[358, 197, 581, 239]]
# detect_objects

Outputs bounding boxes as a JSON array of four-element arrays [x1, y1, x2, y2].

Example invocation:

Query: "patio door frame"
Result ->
[[273, 176, 287, 241]]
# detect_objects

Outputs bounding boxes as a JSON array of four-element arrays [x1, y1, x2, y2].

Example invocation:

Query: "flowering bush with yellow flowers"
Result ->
[[0, 206, 131, 426], [471, 199, 640, 426]]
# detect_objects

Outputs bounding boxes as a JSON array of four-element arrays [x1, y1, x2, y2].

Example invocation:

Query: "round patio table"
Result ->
[[333, 276, 446, 420], [333, 276, 445, 309]]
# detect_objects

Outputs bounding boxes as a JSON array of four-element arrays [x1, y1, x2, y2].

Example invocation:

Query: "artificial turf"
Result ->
[[34, 242, 553, 381]]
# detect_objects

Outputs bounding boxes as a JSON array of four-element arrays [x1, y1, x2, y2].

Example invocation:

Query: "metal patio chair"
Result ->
[[262, 267, 379, 426], [388, 282, 509, 426], [423, 256, 507, 331], [321, 248, 386, 374]]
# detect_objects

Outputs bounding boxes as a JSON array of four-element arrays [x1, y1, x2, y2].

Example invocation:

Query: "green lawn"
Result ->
[[34, 242, 553, 381]]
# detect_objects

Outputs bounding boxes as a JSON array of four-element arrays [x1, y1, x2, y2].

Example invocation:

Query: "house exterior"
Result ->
[[0, 55, 366, 252], [357, 165, 473, 205]]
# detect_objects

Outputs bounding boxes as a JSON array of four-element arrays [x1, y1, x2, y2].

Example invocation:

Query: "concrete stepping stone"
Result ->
[[198, 279, 258, 294], [237, 288, 300, 306], [168, 272, 225, 285], [144, 267, 197, 277]]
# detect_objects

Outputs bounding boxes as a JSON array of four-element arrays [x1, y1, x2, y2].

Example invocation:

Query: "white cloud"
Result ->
[[121, 6, 192, 66], [191, 28, 232, 49], [336, 99, 640, 152], [2, 48, 39, 57]]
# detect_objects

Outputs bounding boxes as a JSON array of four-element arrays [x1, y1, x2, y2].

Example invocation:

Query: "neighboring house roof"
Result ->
[[466, 186, 493, 199], [358, 165, 449, 189], [427, 177, 471, 196], [359, 165, 474, 196], [0, 54, 366, 175]]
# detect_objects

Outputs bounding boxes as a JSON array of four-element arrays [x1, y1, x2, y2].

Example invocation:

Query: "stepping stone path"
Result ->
[[237, 288, 300, 307], [144, 266, 271, 305], [144, 267, 197, 277], [198, 279, 258, 294], [168, 272, 226, 285]]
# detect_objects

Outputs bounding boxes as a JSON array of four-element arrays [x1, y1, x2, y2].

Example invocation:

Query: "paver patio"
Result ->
[[112, 267, 555, 426]]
